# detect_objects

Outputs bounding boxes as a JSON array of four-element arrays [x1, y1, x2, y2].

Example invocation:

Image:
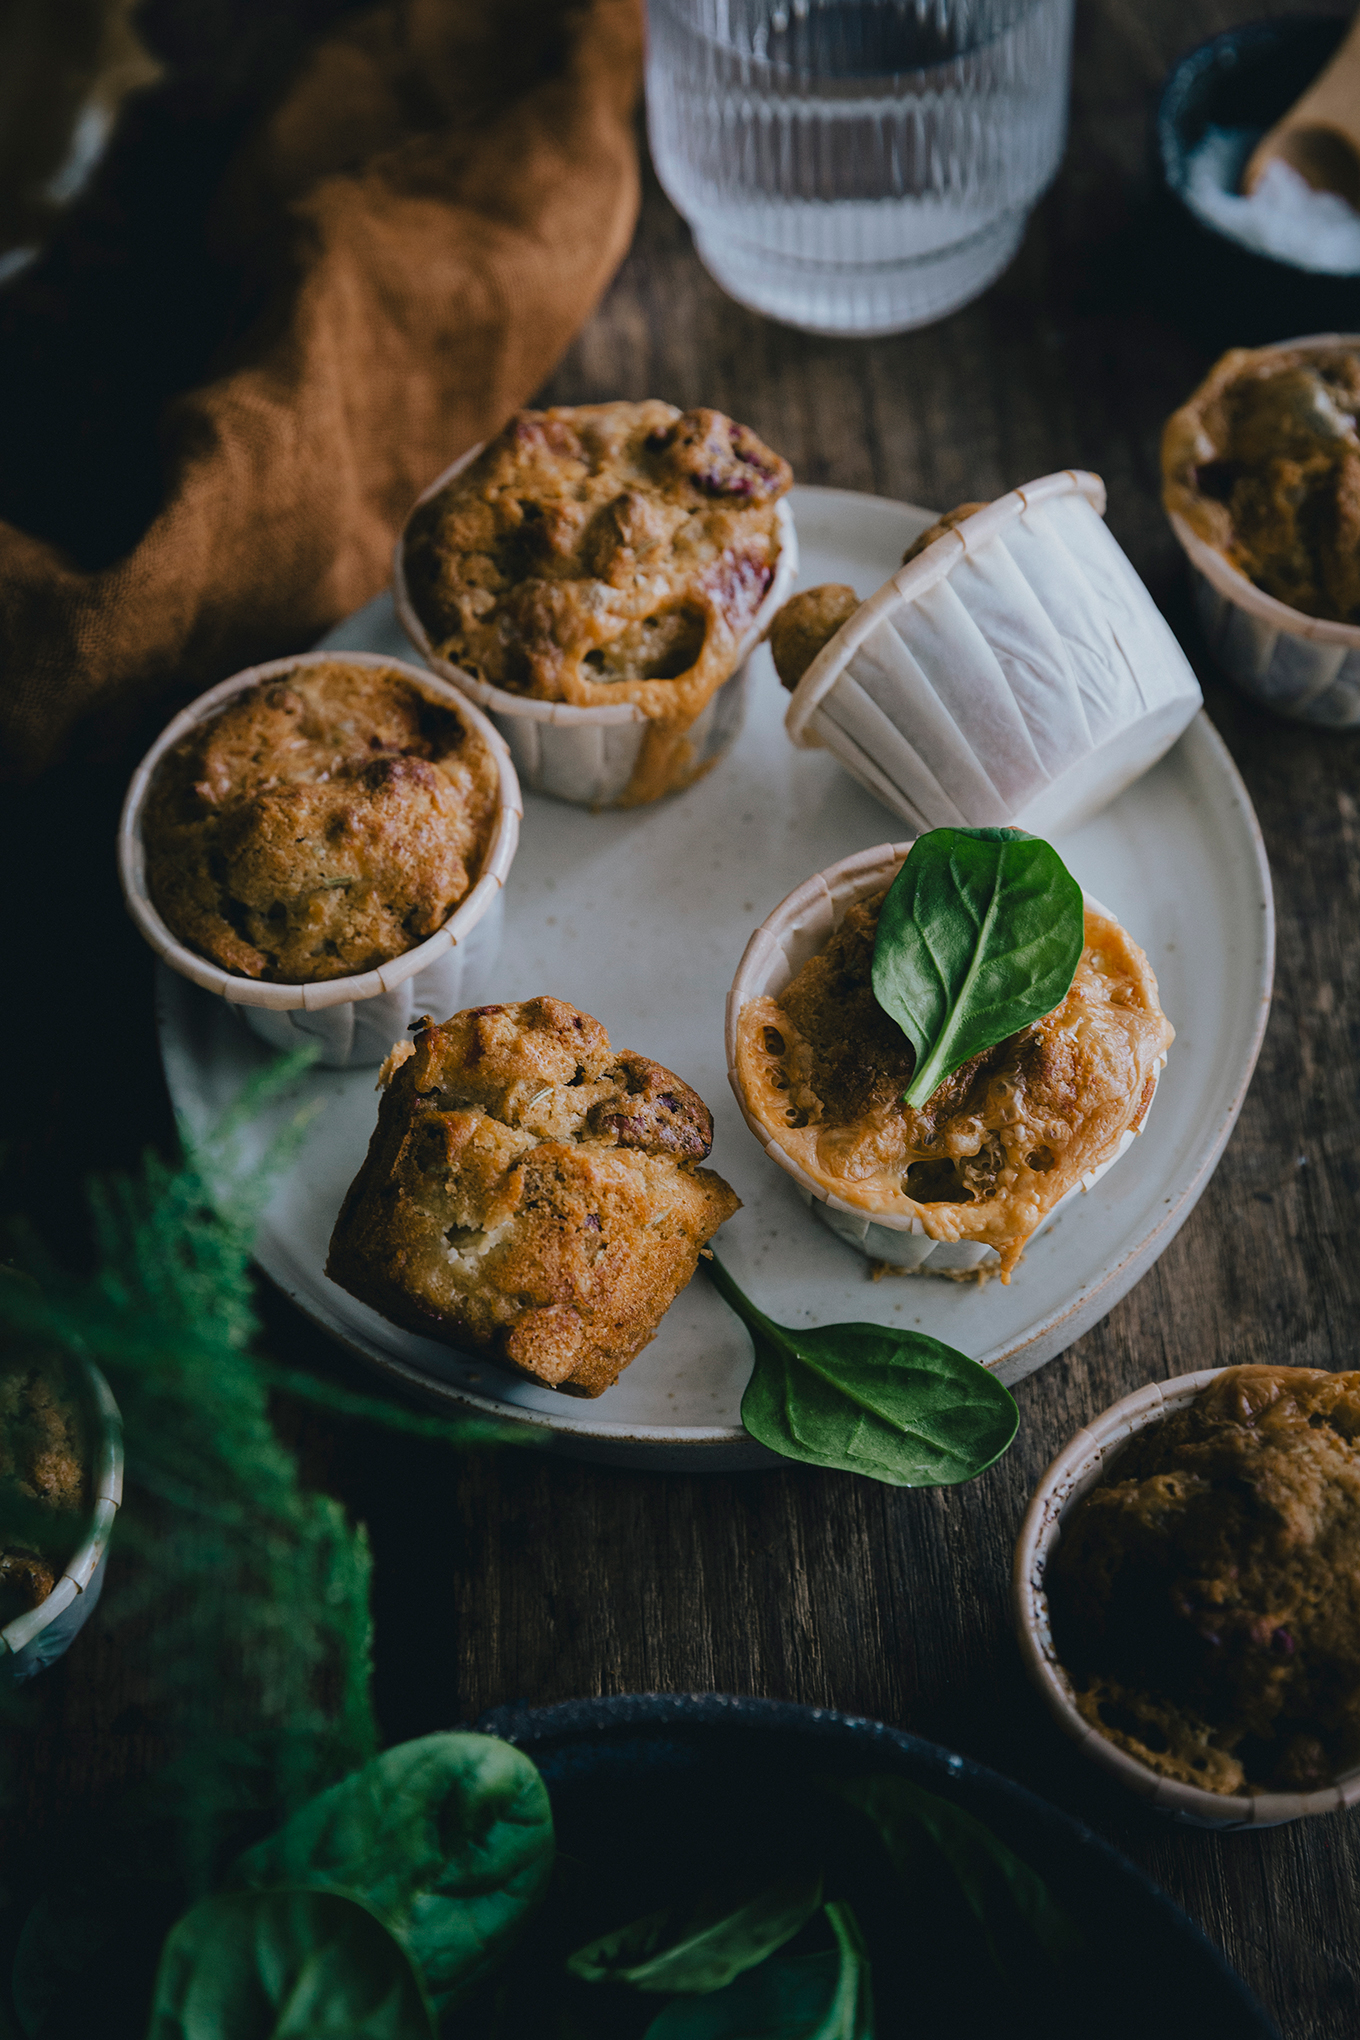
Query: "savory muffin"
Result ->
[[734, 886, 1172, 1280], [1049, 1366, 1360, 1796], [401, 401, 792, 802], [327, 998, 740, 1397], [1, 1358, 88, 1627], [144, 659, 500, 983], [1162, 342, 1360, 624]]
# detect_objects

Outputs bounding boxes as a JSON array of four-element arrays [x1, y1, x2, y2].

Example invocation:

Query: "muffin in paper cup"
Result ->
[[1012, 1368, 1360, 1828], [3, 1359, 122, 1685], [394, 424, 799, 809], [783, 470, 1202, 837], [1163, 334, 1360, 726], [725, 843, 1166, 1279], [119, 651, 522, 1069]]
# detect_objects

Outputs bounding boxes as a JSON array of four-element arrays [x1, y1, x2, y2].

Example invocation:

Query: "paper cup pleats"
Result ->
[[787, 472, 1202, 838], [119, 652, 522, 1070]]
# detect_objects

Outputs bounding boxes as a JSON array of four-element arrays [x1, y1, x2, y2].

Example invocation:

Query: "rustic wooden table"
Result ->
[[7, 2, 1360, 2033]]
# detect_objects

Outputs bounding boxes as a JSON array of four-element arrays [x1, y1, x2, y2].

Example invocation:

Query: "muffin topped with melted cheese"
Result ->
[[734, 885, 1172, 1280]]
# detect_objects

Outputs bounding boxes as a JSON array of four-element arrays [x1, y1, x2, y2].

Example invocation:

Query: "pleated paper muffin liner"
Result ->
[[1164, 333, 1360, 728], [785, 470, 1202, 838], [1170, 513, 1360, 726], [394, 447, 798, 808], [3, 1359, 121, 1684], [119, 651, 522, 1069], [1013, 1369, 1360, 1828], [725, 842, 1163, 1278]]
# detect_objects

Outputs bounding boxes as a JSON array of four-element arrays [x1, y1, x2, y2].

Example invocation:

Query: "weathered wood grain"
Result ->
[[6, 1, 1360, 2032]]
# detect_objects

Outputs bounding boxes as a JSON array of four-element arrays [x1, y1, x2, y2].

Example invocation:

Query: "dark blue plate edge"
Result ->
[[476, 1690, 1280, 2040]]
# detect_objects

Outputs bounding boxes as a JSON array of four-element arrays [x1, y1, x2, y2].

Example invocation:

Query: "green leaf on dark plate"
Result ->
[[642, 1900, 874, 2039], [707, 1258, 1018, 1488], [144, 1888, 434, 2040], [824, 1776, 1082, 1994], [228, 1734, 553, 2013], [567, 1873, 823, 1994], [871, 827, 1084, 1108]]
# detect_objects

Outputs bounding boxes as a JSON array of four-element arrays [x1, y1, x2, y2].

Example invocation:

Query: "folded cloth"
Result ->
[[0, 0, 643, 781]]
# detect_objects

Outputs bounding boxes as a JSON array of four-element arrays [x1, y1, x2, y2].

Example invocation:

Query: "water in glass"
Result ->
[[645, 0, 1074, 335]]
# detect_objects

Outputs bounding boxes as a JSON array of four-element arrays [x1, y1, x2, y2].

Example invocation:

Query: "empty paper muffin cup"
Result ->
[[1013, 1370, 1360, 1828], [1163, 335, 1360, 726], [725, 843, 1162, 1276], [119, 651, 522, 1069], [394, 447, 799, 808], [785, 471, 1203, 836], [3, 1360, 122, 1685]]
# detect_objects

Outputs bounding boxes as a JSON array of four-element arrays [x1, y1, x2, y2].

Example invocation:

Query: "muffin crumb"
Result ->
[[769, 584, 860, 692]]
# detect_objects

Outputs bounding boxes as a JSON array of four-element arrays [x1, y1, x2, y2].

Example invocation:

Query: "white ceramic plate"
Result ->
[[157, 485, 1274, 1468]]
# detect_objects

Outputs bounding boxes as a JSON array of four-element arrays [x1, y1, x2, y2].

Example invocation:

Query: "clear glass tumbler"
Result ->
[[645, 0, 1074, 336]]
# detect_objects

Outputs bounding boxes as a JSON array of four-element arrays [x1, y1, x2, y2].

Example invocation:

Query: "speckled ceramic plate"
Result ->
[[156, 484, 1274, 1468]]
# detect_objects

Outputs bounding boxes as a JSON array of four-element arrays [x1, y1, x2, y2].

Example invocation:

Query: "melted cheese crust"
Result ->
[[736, 908, 1173, 1279]]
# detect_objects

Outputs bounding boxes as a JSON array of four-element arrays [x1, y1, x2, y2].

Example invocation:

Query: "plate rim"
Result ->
[[156, 484, 1276, 1465]]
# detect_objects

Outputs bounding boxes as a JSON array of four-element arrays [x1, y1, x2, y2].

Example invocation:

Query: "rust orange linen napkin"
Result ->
[[0, 0, 643, 781]]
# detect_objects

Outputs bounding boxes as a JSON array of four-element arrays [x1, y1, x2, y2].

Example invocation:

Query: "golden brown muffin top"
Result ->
[[0, 1357, 89, 1624], [402, 401, 792, 722], [144, 660, 500, 983], [327, 998, 740, 1397], [735, 887, 1172, 1279], [1162, 343, 1360, 624], [1050, 1365, 1360, 1796]]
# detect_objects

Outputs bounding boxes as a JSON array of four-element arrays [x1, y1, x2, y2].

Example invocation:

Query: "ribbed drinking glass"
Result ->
[[645, 0, 1074, 336]]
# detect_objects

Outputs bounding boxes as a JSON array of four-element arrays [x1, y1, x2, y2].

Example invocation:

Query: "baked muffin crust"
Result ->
[[402, 402, 792, 803], [735, 887, 1172, 1279], [326, 998, 741, 1397], [1162, 343, 1360, 624], [144, 660, 500, 983], [1049, 1366, 1360, 1795]]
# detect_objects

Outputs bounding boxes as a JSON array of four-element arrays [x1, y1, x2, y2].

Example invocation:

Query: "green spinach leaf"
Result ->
[[824, 1776, 1082, 1994], [871, 827, 1084, 1108], [145, 1888, 434, 2040], [642, 1901, 874, 2039], [567, 1873, 822, 1993], [228, 1734, 553, 2013], [708, 1258, 1017, 1487]]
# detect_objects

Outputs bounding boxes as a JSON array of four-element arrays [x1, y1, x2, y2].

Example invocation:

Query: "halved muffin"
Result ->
[[327, 998, 740, 1396]]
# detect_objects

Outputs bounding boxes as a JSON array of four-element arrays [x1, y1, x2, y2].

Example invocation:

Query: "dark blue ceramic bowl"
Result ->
[[477, 1692, 1278, 2040], [1155, 16, 1360, 348]]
